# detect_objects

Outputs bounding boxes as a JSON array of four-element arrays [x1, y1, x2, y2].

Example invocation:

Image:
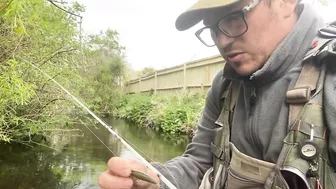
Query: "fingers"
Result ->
[[100, 157, 160, 189], [108, 157, 134, 177], [107, 157, 151, 177], [125, 159, 160, 185], [98, 170, 133, 189]]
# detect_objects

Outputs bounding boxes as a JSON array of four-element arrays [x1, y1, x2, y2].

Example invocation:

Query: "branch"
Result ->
[[20, 47, 76, 78], [40, 72, 62, 91], [46, 0, 82, 18], [36, 98, 66, 115], [2, 35, 24, 64], [5, 104, 17, 114], [50, 0, 68, 4], [10, 140, 34, 148], [8, 35, 24, 61], [0, 0, 14, 13], [43, 129, 80, 132], [22, 97, 66, 120], [30, 141, 59, 151], [38, 48, 77, 68]]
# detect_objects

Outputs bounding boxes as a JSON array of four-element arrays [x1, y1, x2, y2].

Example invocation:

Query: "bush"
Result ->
[[114, 91, 206, 135]]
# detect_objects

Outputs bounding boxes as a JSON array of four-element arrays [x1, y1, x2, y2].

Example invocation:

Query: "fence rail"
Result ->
[[124, 54, 226, 94]]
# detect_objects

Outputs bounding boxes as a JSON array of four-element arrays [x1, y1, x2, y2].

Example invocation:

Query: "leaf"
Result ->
[[318, 0, 328, 6]]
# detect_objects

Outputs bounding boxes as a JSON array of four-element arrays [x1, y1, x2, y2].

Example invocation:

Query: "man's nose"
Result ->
[[215, 32, 234, 48]]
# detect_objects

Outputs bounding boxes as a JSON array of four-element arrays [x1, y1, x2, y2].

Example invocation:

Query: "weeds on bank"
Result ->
[[114, 91, 206, 136]]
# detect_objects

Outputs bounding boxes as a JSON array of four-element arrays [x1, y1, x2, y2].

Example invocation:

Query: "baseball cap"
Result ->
[[175, 0, 240, 31]]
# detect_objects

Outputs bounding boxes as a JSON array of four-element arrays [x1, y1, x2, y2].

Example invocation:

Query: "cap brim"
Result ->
[[175, 0, 239, 31]]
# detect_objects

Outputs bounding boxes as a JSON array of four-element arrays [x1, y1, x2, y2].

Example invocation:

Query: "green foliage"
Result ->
[[115, 92, 206, 135], [0, 0, 127, 143], [81, 29, 127, 115], [0, 0, 203, 145], [116, 94, 155, 127], [0, 59, 36, 142]]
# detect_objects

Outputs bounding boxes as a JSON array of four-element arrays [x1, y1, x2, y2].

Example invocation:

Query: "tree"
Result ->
[[0, 0, 127, 143], [137, 67, 156, 77]]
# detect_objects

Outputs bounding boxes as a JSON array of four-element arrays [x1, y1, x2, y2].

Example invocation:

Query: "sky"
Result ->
[[78, 0, 336, 71]]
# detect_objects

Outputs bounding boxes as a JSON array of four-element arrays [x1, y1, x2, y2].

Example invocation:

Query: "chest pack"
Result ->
[[204, 20, 336, 189]]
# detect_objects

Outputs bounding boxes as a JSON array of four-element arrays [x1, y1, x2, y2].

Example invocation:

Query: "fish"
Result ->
[[130, 169, 158, 184]]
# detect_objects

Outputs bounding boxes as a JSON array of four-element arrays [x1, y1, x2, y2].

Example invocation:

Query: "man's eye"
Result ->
[[227, 14, 241, 23]]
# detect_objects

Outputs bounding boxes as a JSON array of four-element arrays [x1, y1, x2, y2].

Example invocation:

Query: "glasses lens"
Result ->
[[218, 13, 247, 37], [197, 27, 216, 47]]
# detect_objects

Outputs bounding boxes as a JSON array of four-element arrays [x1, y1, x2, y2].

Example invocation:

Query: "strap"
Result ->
[[211, 80, 240, 189], [211, 142, 225, 160], [286, 21, 336, 128], [230, 80, 240, 111], [228, 80, 240, 129], [286, 59, 320, 127], [222, 81, 233, 166]]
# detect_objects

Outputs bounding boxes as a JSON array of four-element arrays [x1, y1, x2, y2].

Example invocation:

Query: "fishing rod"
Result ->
[[20, 57, 178, 189]]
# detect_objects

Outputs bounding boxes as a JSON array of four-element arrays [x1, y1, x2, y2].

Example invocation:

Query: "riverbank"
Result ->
[[113, 91, 206, 136]]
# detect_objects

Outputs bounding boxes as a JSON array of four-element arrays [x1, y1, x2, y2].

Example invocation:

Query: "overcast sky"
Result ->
[[78, 0, 336, 71]]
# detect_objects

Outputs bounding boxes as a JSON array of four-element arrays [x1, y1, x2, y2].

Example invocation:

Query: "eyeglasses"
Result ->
[[195, 0, 260, 47]]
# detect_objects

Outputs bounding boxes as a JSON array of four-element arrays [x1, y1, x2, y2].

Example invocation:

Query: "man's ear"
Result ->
[[281, 0, 298, 18]]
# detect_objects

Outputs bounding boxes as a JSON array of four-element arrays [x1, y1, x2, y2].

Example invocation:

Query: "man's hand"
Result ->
[[98, 157, 160, 189]]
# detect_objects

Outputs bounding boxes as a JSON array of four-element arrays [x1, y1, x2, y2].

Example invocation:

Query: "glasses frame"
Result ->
[[195, 0, 260, 47]]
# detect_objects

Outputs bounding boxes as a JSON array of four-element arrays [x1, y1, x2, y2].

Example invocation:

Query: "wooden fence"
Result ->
[[124, 54, 226, 94]]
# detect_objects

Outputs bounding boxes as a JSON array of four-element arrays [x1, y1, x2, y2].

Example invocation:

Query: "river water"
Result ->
[[0, 117, 190, 189]]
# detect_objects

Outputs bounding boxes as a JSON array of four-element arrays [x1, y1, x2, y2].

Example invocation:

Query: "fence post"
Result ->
[[138, 77, 142, 93], [125, 82, 128, 94], [183, 62, 187, 91], [154, 71, 157, 94]]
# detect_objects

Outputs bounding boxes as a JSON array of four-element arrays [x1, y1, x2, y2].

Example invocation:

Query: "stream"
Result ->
[[0, 117, 190, 189]]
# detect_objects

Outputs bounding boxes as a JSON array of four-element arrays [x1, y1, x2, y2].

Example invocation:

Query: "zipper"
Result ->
[[251, 86, 262, 155], [250, 86, 257, 106], [247, 76, 262, 157], [249, 75, 255, 80], [249, 75, 256, 106]]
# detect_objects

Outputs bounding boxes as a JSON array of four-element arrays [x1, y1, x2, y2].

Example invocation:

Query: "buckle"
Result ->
[[316, 39, 336, 62], [303, 21, 336, 62], [318, 21, 336, 38]]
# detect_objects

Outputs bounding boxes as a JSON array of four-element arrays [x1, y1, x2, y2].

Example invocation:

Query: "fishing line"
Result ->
[[79, 118, 153, 163], [19, 57, 178, 189]]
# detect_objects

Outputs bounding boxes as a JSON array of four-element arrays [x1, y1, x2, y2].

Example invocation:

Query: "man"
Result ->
[[99, 0, 336, 188]]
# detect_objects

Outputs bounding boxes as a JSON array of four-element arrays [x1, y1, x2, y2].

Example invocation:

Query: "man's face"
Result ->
[[203, 0, 298, 76]]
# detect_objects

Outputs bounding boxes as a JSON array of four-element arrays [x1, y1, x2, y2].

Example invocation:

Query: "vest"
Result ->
[[200, 20, 336, 189]]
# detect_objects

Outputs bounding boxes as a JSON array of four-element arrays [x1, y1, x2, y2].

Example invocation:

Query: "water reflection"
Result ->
[[0, 117, 190, 189]]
